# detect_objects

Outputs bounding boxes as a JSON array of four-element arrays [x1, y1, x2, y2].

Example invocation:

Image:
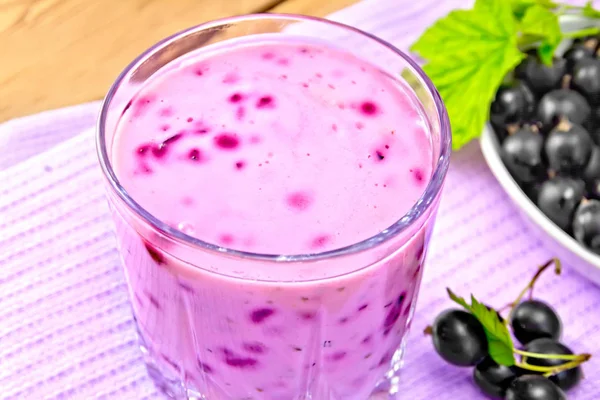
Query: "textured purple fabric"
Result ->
[[1, 0, 600, 398]]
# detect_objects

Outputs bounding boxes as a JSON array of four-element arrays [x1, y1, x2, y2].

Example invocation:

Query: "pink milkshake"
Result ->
[[98, 15, 450, 400]]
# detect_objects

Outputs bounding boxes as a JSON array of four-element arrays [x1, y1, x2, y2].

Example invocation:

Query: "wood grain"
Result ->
[[0, 0, 357, 122], [270, 0, 358, 17]]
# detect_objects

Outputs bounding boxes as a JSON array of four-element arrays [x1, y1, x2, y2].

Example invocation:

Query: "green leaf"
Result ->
[[508, 0, 558, 19], [446, 289, 516, 366], [537, 42, 558, 65], [469, 295, 516, 366], [447, 288, 470, 310], [410, 0, 525, 150], [583, 1, 600, 18], [520, 5, 562, 65]]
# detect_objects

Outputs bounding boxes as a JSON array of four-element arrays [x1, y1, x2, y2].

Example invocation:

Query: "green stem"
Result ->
[[516, 362, 561, 373], [518, 26, 600, 56], [542, 359, 585, 378], [563, 27, 600, 39], [557, 4, 582, 13], [555, 5, 568, 16], [514, 349, 590, 362], [506, 258, 561, 323], [518, 357, 589, 377], [517, 360, 574, 375]]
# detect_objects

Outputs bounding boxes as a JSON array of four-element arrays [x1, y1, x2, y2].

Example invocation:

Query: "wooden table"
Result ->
[[0, 0, 357, 122]]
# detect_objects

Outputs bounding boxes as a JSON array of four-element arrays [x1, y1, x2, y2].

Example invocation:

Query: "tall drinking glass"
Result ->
[[97, 14, 451, 400]]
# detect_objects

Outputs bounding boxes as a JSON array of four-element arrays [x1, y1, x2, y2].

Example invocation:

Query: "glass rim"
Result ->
[[96, 13, 452, 263]]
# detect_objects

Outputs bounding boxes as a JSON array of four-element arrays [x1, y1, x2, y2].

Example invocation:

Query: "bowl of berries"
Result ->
[[480, 16, 600, 285], [410, 2, 600, 286]]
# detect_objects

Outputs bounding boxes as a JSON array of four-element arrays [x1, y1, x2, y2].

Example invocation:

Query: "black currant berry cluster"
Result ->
[[491, 37, 600, 254], [427, 259, 591, 400]]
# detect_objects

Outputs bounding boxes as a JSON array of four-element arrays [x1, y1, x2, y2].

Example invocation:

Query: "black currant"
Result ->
[[473, 356, 519, 399], [544, 121, 593, 174], [564, 42, 595, 72], [592, 127, 600, 146], [572, 36, 599, 47], [583, 146, 600, 198], [591, 107, 600, 143], [523, 181, 543, 203], [492, 125, 509, 144], [515, 55, 566, 96], [573, 199, 600, 254], [510, 300, 562, 345], [431, 309, 488, 367], [490, 81, 536, 129], [537, 89, 591, 131], [505, 375, 566, 400], [536, 176, 585, 232], [525, 338, 583, 391], [572, 58, 600, 104], [501, 126, 545, 184], [591, 127, 600, 147]]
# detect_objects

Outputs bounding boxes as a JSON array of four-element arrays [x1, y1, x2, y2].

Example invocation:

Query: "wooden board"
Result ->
[[271, 0, 357, 16], [0, 0, 357, 122]]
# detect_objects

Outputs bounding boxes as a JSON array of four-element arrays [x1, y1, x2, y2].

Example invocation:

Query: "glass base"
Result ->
[[138, 323, 407, 400]]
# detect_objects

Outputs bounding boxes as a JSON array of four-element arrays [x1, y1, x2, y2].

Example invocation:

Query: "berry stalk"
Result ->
[[517, 353, 591, 377], [507, 258, 561, 323], [514, 349, 590, 361]]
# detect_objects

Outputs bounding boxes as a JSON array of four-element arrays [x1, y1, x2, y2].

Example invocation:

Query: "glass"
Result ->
[[96, 14, 451, 400]]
